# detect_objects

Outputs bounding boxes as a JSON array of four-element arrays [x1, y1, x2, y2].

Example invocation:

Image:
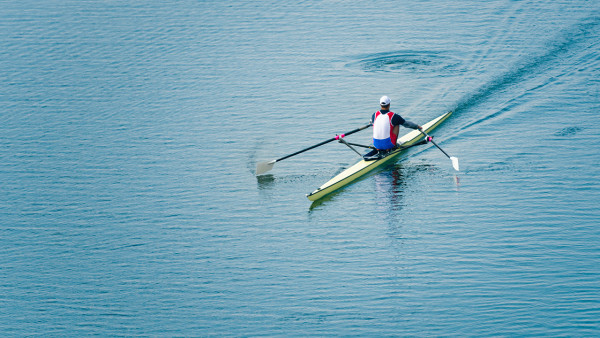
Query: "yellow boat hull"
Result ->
[[306, 111, 452, 201]]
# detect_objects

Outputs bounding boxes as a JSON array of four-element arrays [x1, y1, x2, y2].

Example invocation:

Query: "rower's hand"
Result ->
[[417, 126, 423, 131]]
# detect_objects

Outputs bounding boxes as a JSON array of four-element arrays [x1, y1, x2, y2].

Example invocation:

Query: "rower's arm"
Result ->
[[402, 120, 422, 130]]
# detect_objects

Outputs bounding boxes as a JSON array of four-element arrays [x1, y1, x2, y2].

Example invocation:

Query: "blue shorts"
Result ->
[[373, 138, 395, 150]]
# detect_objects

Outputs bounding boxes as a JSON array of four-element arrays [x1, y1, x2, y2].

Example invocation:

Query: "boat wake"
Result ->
[[451, 14, 600, 121]]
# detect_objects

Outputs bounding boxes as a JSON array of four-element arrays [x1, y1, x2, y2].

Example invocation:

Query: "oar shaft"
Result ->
[[431, 140, 451, 159], [342, 141, 375, 149], [421, 131, 450, 159], [275, 124, 370, 162], [420, 130, 459, 171], [338, 137, 364, 157], [276, 137, 335, 162]]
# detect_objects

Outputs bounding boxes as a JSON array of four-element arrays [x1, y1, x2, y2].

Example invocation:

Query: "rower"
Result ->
[[364, 96, 423, 160]]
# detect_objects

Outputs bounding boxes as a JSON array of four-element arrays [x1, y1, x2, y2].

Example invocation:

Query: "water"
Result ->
[[1, 0, 599, 336]]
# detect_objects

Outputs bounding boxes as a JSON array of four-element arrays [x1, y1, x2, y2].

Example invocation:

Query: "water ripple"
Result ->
[[345, 51, 465, 75], [554, 126, 582, 137]]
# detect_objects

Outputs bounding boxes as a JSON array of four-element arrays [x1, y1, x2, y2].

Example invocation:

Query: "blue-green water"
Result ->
[[1, 1, 599, 336]]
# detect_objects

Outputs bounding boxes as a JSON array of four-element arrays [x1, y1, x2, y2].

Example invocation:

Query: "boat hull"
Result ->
[[306, 111, 452, 201]]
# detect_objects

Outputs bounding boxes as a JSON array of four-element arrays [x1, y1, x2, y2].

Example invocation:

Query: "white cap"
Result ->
[[379, 95, 391, 106]]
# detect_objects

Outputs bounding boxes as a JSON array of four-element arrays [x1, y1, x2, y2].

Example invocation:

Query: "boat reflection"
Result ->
[[373, 163, 440, 214], [309, 164, 411, 211], [373, 165, 406, 213], [309, 163, 459, 213]]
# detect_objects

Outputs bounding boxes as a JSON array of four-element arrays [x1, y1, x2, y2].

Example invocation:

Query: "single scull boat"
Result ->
[[306, 111, 452, 201]]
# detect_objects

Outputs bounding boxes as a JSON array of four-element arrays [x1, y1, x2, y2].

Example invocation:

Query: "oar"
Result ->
[[337, 137, 364, 158], [420, 130, 460, 171], [341, 141, 375, 149], [256, 124, 371, 175]]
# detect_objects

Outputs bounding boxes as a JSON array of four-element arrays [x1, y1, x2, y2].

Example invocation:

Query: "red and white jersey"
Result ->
[[372, 111, 397, 149]]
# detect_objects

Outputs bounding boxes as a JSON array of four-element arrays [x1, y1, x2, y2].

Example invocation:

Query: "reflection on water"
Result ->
[[308, 164, 409, 211], [373, 165, 406, 211], [308, 162, 443, 211], [373, 166, 408, 237], [373, 163, 440, 212], [256, 174, 276, 190]]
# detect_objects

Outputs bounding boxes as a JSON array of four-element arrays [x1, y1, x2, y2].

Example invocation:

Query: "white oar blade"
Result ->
[[450, 157, 460, 171], [256, 160, 276, 175]]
